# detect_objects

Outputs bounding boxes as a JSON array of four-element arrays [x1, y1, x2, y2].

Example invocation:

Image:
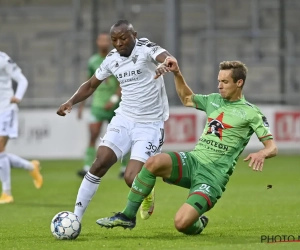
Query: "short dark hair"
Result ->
[[111, 20, 135, 33], [219, 61, 248, 86], [113, 19, 130, 27]]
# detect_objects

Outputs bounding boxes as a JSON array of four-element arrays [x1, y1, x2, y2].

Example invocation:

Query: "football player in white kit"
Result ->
[[57, 20, 173, 223], [0, 52, 43, 204]]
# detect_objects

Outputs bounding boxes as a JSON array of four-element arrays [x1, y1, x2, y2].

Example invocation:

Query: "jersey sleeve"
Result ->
[[0, 54, 7, 69], [191, 94, 211, 111], [139, 38, 166, 62], [94, 57, 112, 81], [2, 55, 22, 77], [250, 110, 273, 141]]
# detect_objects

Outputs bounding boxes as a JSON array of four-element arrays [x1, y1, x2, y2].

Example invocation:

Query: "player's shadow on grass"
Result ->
[[90, 231, 258, 244]]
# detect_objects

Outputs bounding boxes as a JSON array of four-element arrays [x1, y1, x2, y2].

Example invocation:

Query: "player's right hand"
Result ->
[[57, 101, 72, 116], [10, 96, 21, 104], [164, 56, 180, 73]]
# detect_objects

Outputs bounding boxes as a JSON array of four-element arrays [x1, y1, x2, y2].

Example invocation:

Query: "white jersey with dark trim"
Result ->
[[0, 52, 26, 112], [95, 38, 169, 122]]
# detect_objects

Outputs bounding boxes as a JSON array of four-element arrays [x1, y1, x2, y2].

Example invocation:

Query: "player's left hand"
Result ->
[[244, 151, 266, 171], [104, 101, 115, 111], [10, 96, 21, 104]]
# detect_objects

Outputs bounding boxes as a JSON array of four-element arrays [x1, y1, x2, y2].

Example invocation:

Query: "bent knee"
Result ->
[[144, 156, 160, 173], [174, 216, 190, 232]]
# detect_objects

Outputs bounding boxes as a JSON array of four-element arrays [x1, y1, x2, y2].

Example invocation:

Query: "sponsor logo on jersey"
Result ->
[[200, 138, 228, 151], [150, 46, 159, 55], [200, 138, 229, 151], [206, 112, 233, 140], [115, 69, 142, 79], [262, 116, 269, 127]]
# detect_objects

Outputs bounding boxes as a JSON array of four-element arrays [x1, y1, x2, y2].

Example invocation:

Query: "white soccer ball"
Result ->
[[50, 211, 81, 240]]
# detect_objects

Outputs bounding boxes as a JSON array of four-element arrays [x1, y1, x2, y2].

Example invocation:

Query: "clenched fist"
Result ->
[[57, 101, 73, 116]]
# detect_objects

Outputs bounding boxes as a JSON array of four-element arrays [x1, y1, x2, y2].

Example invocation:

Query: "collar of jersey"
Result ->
[[223, 95, 245, 104], [119, 39, 138, 60]]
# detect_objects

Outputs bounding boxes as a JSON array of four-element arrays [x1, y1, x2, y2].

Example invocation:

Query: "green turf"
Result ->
[[0, 155, 299, 250]]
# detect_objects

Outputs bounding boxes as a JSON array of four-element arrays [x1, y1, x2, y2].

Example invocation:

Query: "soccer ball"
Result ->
[[50, 211, 81, 240]]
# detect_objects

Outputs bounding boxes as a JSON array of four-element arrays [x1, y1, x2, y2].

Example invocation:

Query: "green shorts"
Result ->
[[89, 106, 116, 123], [164, 152, 224, 215]]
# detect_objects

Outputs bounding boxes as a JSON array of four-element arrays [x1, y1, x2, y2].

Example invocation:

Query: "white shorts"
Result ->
[[0, 109, 18, 138], [99, 114, 165, 163]]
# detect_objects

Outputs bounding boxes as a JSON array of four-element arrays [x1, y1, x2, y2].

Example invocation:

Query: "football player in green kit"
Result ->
[[77, 33, 129, 178], [96, 57, 278, 235]]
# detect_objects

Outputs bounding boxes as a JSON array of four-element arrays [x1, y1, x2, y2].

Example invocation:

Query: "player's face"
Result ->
[[110, 25, 137, 57], [96, 34, 110, 51], [218, 70, 242, 100]]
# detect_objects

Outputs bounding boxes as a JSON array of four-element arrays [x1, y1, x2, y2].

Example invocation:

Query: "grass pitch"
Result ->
[[0, 155, 299, 250]]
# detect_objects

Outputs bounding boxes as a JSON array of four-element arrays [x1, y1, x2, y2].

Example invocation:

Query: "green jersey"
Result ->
[[190, 93, 273, 177], [88, 54, 119, 108]]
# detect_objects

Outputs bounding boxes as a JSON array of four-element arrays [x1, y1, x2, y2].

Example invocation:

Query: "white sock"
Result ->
[[74, 171, 100, 221], [0, 152, 11, 195], [6, 153, 34, 171], [83, 165, 90, 172]]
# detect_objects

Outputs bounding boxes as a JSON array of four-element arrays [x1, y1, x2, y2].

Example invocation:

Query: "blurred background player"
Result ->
[[0, 51, 43, 204], [76, 33, 130, 179]]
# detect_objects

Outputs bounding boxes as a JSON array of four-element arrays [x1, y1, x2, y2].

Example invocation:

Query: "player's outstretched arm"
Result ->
[[244, 139, 278, 171], [155, 51, 173, 64], [57, 75, 103, 116], [155, 57, 194, 107]]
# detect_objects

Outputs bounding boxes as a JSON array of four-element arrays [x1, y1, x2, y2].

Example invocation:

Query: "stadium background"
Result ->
[[1, 0, 299, 158], [0, 1, 300, 249]]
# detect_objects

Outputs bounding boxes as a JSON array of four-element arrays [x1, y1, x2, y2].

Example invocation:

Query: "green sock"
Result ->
[[182, 219, 203, 235], [122, 167, 156, 219], [84, 147, 96, 168]]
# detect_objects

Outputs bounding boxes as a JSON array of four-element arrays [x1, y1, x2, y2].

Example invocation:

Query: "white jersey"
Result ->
[[0, 52, 28, 113], [95, 38, 169, 122]]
